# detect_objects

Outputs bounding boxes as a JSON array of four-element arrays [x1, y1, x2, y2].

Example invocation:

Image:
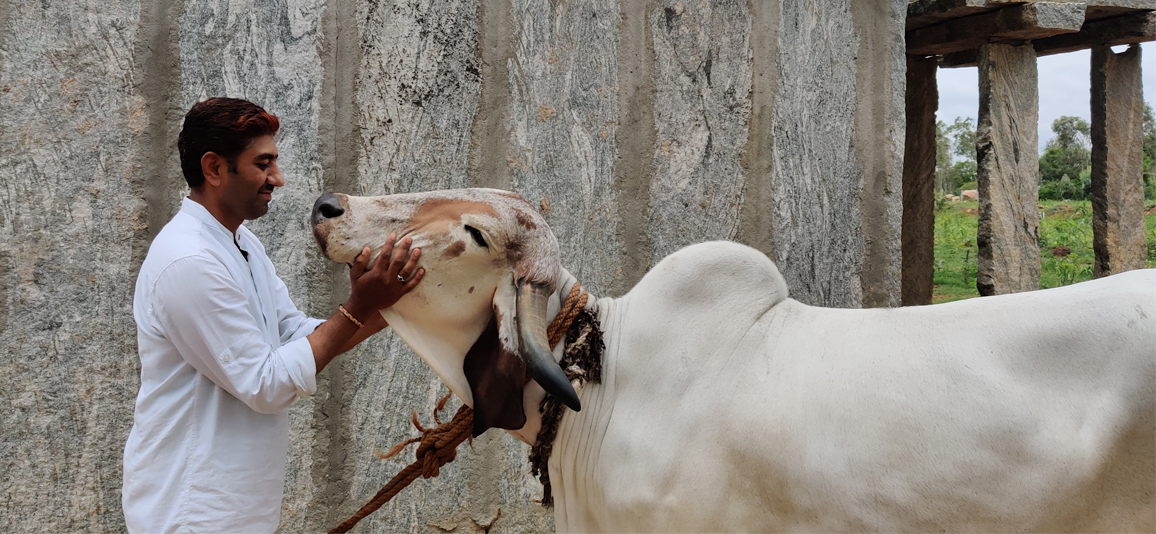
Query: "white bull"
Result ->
[[310, 188, 1155, 533]]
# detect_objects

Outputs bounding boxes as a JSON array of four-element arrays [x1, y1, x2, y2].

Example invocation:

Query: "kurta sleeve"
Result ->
[[269, 269, 324, 344], [150, 255, 318, 413]]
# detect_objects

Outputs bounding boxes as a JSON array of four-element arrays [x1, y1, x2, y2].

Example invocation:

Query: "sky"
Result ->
[[936, 42, 1155, 152]]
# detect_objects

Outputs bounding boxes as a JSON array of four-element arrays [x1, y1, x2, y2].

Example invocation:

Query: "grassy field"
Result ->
[[932, 199, 1156, 304]]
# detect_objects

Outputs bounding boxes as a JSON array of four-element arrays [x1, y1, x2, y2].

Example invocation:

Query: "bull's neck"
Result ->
[[506, 268, 608, 446]]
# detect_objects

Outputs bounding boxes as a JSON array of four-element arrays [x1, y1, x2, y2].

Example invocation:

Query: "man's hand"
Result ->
[[308, 234, 425, 373], [344, 233, 425, 322]]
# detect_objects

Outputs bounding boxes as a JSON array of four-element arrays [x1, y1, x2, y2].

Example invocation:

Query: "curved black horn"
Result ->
[[515, 282, 581, 412]]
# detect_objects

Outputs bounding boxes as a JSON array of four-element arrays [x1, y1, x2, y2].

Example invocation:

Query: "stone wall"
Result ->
[[0, 0, 906, 531]]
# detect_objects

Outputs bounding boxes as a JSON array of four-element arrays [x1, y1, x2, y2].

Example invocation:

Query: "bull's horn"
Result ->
[[516, 281, 582, 412]]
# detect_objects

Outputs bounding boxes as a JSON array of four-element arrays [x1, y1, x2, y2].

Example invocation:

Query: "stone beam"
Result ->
[[976, 43, 1041, 296], [908, 2, 1086, 55], [940, 11, 1156, 67], [902, 56, 939, 306], [907, 0, 1025, 31], [909, 0, 1154, 31], [1090, 44, 1148, 277], [1083, 0, 1156, 21]]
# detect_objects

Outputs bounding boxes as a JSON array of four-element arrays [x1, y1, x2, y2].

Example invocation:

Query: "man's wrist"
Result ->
[[342, 299, 374, 323]]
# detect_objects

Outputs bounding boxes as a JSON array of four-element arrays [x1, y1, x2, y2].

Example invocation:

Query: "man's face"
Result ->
[[222, 135, 284, 221]]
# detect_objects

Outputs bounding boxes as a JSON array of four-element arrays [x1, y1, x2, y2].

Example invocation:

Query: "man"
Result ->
[[121, 97, 421, 532]]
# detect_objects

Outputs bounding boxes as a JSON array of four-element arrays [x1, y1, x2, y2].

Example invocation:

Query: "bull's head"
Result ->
[[310, 188, 580, 437]]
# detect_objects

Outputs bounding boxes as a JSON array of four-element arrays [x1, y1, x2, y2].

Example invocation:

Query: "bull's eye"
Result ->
[[465, 225, 488, 248]]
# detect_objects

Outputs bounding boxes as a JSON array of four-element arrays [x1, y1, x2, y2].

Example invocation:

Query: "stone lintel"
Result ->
[[907, 0, 1025, 31], [908, 0, 1155, 31], [940, 11, 1156, 67], [908, 2, 1087, 56], [901, 56, 939, 306], [1090, 44, 1148, 277], [1083, 0, 1156, 21], [976, 43, 1041, 296]]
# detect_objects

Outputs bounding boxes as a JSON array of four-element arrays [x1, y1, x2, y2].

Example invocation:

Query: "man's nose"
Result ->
[[268, 164, 285, 187], [312, 193, 344, 226]]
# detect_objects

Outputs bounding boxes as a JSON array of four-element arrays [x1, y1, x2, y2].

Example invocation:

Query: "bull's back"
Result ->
[[765, 269, 1155, 532], [581, 257, 1154, 532]]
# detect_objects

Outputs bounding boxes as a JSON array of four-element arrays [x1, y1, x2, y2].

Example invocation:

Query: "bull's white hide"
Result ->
[[550, 241, 1154, 532], [311, 190, 1155, 532]]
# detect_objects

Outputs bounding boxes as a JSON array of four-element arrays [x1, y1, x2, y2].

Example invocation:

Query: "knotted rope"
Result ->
[[328, 394, 473, 533], [529, 285, 603, 507], [547, 282, 588, 349], [329, 281, 599, 531]]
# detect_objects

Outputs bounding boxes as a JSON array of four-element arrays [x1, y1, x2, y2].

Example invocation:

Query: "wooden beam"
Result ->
[[940, 11, 1156, 67], [908, 2, 1087, 56]]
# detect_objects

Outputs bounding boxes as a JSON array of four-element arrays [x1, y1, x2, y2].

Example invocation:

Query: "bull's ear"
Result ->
[[462, 317, 528, 437], [462, 274, 528, 437]]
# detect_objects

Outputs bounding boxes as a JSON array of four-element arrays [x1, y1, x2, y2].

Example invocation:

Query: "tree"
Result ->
[[932, 116, 980, 197], [1039, 116, 1090, 186], [946, 117, 976, 164], [934, 120, 952, 195], [1143, 103, 1156, 200], [1143, 103, 1156, 181]]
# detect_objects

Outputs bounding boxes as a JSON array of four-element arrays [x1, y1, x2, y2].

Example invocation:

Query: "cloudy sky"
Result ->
[[936, 43, 1154, 151]]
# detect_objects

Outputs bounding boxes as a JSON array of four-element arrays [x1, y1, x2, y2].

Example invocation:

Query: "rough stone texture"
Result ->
[[772, 0, 865, 307], [0, 0, 907, 531], [507, 0, 622, 299], [610, 0, 657, 296], [736, 0, 779, 259], [644, 1, 751, 263], [976, 42, 1041, 296], [902, 55, 938, 306], [1090, 44, 1148, 278], [0, 1, 145, 531], [853, 0, 905, 308]]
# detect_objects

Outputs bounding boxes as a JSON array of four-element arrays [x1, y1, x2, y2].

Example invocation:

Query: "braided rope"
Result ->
[[528, 307, 604, 507], [329, 282, 597, 531], [328, 396, 474, 533], [547, 282, 588, 349]]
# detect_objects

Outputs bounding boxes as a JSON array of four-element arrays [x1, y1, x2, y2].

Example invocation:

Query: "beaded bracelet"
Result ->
[[338, 305, 365, 328]]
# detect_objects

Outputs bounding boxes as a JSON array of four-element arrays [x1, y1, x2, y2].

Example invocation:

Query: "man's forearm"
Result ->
[[336, 311, 387, 354], [308, 304, 384, 373]]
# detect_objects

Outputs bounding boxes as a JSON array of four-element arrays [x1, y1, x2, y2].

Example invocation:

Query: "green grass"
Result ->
[[932, 199, 1156, 304]]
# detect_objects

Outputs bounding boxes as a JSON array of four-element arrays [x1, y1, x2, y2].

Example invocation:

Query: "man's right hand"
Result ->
[[344, 233, 424, 322], [309, 233, 425, 373]]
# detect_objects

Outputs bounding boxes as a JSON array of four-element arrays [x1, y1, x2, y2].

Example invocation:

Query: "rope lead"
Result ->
[[330, 282, 603, 531]]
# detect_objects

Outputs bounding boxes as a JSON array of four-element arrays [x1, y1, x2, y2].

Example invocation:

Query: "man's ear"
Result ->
[[200, 151, 227, 187], [462, 317, 528, 438]]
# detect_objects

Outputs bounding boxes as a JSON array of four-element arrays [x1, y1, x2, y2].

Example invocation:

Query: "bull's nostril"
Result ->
[[312, 193, 345, 223], [318, 202, 344, 219]]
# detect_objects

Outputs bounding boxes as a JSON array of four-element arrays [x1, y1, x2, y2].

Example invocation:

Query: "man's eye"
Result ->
[[257, 164, 269, 170]]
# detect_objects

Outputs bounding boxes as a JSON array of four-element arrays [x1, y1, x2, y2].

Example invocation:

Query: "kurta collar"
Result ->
[[181, 197, 243, 238]]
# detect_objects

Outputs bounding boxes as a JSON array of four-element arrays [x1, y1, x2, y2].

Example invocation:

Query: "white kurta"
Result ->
[[122, 197, 322, 533]]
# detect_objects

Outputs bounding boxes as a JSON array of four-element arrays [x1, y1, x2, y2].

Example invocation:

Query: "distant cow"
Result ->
[[962, 189, 978, 200]]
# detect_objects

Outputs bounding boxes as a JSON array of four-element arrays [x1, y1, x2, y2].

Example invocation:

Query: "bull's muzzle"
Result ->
[[312, 192, 345, 226]]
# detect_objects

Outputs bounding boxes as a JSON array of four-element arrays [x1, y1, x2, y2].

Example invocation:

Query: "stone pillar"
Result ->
[[975, 43, 1041, 296], [902, 55, 938, 306], [1090, 44, 1147, 277]]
